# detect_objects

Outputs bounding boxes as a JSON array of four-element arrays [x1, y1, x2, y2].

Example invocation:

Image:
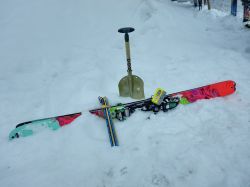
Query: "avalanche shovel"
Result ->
[[118, 27, 145, 100]]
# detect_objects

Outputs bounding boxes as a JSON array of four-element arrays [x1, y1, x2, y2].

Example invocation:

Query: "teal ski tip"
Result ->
[[9, 126, 33, 140], [9, 118, 61, 140]]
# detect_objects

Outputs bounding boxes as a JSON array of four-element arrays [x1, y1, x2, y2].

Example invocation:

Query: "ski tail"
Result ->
[[10, 113, 81, 140]]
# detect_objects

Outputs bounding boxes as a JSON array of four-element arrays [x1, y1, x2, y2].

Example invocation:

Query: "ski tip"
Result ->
[[214, 80, 236, 96], [9, 129, 19, 140], [98, 96, 105, 104], [232, 80, 236, 91], [226, 80, 236, 92]]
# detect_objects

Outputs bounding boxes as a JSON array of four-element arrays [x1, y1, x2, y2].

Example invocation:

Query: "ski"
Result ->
[[99, 96, 119, 146], [9, 113, 81, 140], [9, 80, 236, 140], [90, 80, 236, 119]]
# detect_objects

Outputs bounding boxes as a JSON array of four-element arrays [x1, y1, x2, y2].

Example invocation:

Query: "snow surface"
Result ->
[[0, 0, 250, 187]]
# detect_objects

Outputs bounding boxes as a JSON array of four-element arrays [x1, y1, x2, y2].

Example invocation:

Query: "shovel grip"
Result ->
[[118, 27, 135, 34]]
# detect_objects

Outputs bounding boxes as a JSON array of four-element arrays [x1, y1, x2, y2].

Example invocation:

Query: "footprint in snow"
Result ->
[[151, 174, 170, 186], [120, 167, 128, 176]]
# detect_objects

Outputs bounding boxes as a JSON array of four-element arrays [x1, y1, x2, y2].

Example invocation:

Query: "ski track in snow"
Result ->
[[0, 0, 250, 187]]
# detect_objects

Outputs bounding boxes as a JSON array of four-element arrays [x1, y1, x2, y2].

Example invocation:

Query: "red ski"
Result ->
[[90, 80, 236, 119], [9, 80, 236, 140]]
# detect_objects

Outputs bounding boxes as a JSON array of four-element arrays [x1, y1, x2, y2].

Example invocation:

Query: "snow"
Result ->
[[0, 0, 250, 186]]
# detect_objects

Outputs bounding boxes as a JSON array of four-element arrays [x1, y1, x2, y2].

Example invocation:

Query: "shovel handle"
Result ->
[[118, 27, 135, 75], [118, 27, 135, 43]]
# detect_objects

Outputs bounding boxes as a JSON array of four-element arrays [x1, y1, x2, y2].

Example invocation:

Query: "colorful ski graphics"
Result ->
[[9, 80, 236, 140], [174, 80, 236, 104], [9, 113, 81, 140], [90, 80, 236, 118], [231, 0, 237, 16]]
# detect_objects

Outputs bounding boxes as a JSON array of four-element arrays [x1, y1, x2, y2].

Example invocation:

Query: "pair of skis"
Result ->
[[9, 80, 236, 145]]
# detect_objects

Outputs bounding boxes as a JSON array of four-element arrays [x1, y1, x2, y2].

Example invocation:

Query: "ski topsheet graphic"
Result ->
[[9, 113, 81, 140], [174, 80, 236, 104], [9, 80, 236, 141]]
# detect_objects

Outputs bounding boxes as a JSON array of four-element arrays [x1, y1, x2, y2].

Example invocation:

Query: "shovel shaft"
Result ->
[[124, 34, 133, 96], [125, 33, 132, 75]]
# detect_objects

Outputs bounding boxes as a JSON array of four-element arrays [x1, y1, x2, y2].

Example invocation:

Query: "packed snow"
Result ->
[[0, 0, 250, 187]]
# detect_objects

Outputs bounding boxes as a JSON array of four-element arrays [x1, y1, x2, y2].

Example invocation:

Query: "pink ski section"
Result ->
[[171, 80, 236, 103], [56, 113, 82, 127], [91, 110, 105, 119]]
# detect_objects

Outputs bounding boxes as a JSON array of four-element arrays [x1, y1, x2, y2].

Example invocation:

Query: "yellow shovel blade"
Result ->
[[118, 75, 145, 99]]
